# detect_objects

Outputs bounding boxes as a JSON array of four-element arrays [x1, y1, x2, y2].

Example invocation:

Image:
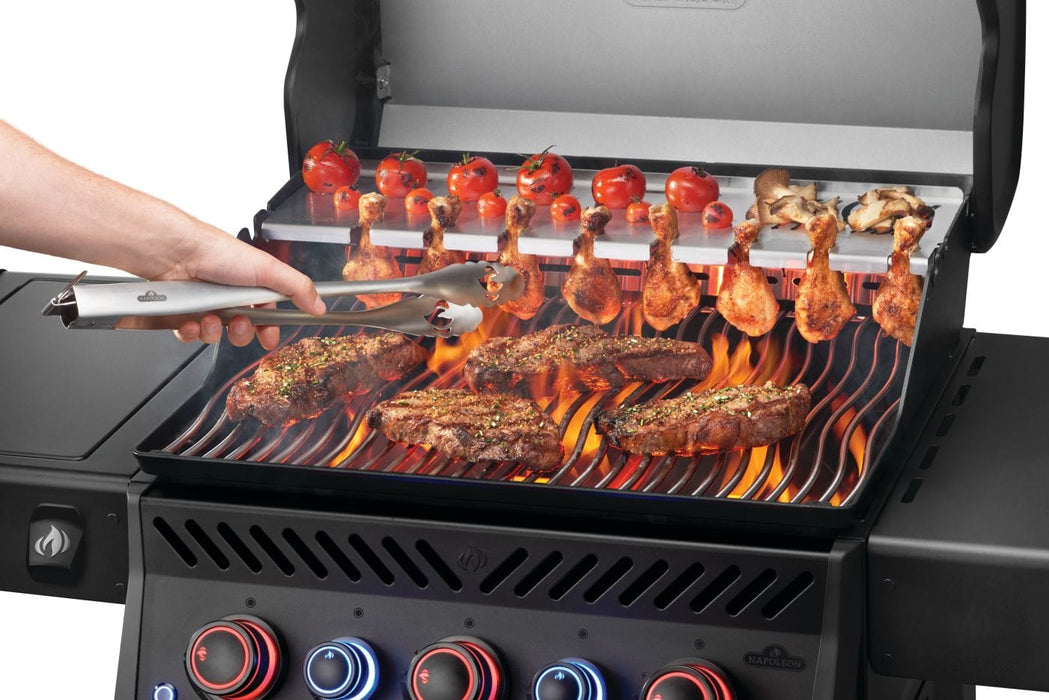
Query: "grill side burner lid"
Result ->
[[284, 0, 1022, 249]]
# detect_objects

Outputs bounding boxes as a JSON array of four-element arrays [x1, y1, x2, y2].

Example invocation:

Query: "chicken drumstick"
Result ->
[[562, 206, 622, 325], [643, 203, 701, 331], [872, 216, 927, 346], [497, 195, 545, 319], [795, 213, 856, 342], [716, 219, 779, 337], [341, 193, 402, 308], [417, 195, 466, 276]]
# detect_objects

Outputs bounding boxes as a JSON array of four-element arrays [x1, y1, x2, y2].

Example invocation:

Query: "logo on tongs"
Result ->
[[137, 290, 168, 302]]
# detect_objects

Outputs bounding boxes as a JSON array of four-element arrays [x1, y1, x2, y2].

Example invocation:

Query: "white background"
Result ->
[[0, 1, 1046, 698]]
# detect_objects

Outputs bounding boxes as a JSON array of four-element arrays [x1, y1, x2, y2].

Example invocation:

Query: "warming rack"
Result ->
[[260, 161, 965, 276]]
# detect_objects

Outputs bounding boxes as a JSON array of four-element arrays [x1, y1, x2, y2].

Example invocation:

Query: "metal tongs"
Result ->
[[42, 261, 524, 338]]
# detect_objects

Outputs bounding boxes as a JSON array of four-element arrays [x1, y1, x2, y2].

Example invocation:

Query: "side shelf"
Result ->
[[869, 332, 1049, 691]]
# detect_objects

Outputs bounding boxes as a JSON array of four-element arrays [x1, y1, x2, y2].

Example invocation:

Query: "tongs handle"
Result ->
[[78, 296, 483, 337]]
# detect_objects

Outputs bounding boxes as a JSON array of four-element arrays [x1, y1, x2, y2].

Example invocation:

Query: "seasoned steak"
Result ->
[[464, 325, 712, 395], [227, 333, 428, 426], [595, 382, 811, 454], [367, 388, 563, 471]]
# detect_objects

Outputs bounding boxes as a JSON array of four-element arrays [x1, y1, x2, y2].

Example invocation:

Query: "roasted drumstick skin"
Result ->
[[872, 216, 927, 346], [562, 205, 622, 325], [417, 195, 466, 275], [497, 195, 545, 319], [795, 213, 856, 343], [643, 203, 701, 331], [341, 193, 403, 308], [716, 219, 779, 337]]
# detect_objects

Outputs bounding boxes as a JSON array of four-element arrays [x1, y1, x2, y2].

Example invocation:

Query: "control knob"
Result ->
[[642, 660, 736, 700], [184, 614, 283, 699], [407, 636, 506, 700], [303, 637, 380, 700], [532, 658, 606, 700]]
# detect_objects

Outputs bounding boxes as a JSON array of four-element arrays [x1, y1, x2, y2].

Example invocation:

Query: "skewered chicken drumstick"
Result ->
[[643, 203, 701, 331], [716, 219, 779, 337], [562, 206, 622, 325], [872, 215, 927, 346], [417, 196, 466, 275], [341, 193, 402, 308], [496, 195, 545, 319], [795, 213, 856, 343]]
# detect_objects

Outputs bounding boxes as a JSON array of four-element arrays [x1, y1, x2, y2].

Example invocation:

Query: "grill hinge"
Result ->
[[375, 64, 392, 101]]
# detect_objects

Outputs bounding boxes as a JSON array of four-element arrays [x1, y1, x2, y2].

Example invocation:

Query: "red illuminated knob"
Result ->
[[642, 660, 736, 700], [407, 636, 506, 700], [185, 615, 284, 699]]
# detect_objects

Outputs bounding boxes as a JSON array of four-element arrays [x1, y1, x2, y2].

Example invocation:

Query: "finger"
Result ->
[[175, 320, 201, 343], [199, 314, 224, 344], [256, 325, 281, 351], [252, 254, 326, 316], [227, 315, 255, 347]]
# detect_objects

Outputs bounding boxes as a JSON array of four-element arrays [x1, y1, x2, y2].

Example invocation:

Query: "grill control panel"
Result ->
[[125, 499, 841, 700]]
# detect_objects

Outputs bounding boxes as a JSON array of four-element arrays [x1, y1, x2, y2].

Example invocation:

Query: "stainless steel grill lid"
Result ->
[[283, 0, 1022, 249]]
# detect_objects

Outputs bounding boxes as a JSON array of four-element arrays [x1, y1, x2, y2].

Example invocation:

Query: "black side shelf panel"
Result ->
[[869, 331, 1049, 691]]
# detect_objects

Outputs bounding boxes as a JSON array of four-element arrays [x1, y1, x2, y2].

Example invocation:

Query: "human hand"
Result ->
[[156, 224, 325, 350]]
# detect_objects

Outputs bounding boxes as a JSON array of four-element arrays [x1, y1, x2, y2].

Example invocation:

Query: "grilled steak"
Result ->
[[367, 388, 563, 470], [227, 333, 428, 426], [595, 382, 811, 454], [464, 325, 712, 395]]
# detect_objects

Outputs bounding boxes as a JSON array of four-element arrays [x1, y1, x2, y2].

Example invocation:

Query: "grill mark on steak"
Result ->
[[595, 382, 811, 454], [367, 388, 563, 471], [226, 333, 429, 426], [463, 324, 712, 395]]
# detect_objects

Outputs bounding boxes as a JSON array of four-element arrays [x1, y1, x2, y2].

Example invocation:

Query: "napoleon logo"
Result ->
[[34, 524, 72, 558], [743, 644, 807, 672], [137, 290, 167, 302]]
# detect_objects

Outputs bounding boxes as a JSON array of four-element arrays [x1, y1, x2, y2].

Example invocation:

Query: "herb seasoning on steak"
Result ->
[[226, 333, 428, 426], [595, 382, 811, 454], [367, 388, 563, 471], [463, 324, 712, 395]]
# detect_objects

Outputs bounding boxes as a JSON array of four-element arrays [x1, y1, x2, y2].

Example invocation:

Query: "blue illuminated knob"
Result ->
[[303, 638, 379, 700], [532, 658, 606, 700]]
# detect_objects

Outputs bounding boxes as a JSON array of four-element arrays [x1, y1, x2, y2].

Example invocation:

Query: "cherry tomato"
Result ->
[[665, 166, 720, 213], [592, 164, 646, 209], [447, 154, 499, 202], [702, 200, 734, 228], [516, 146, 574, 206], [375, 151, 427, 198], [302, 140, 361, 194], [626, 198, 652, 224], [550, 194, 582, 222], [405, 187, 434, 215], [477, 189, 508, 218], [333, 185, 361, 211]]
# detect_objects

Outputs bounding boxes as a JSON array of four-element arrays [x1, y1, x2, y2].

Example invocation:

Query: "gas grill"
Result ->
[[0, 1, 1040, 699]]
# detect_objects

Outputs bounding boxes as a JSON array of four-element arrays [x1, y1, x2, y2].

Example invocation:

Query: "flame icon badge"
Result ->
[[33, 524, 71, 558]]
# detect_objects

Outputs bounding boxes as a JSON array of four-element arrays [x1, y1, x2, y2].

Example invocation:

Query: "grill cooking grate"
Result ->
[[158, 294, 905, 508]]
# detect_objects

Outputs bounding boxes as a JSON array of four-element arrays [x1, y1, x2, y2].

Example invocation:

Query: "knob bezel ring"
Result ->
[[186, 621, 255, 695]]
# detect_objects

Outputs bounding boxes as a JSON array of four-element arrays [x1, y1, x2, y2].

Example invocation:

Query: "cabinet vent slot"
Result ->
[[480, 548, 528, 594], [217, 522, 262, 573], [726, 568, 777, 616], [619, 560, 670, 607], [184, 519, 229, 571], [583, 557, 633, 604], [152, 517, 197, 568], [415, 540, 463, 592], [315, 530, 360, 581], [348, 534, 395, 585], [549, 554, 600, 601], [515, 551, 563, 598], [382, 537, 428, 588], [282, 528, 327, 579], [249, 525, 294, 576], [654, 563, 705, 610], [762, 572, 815, 620], [689, 566, 741, 613]]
